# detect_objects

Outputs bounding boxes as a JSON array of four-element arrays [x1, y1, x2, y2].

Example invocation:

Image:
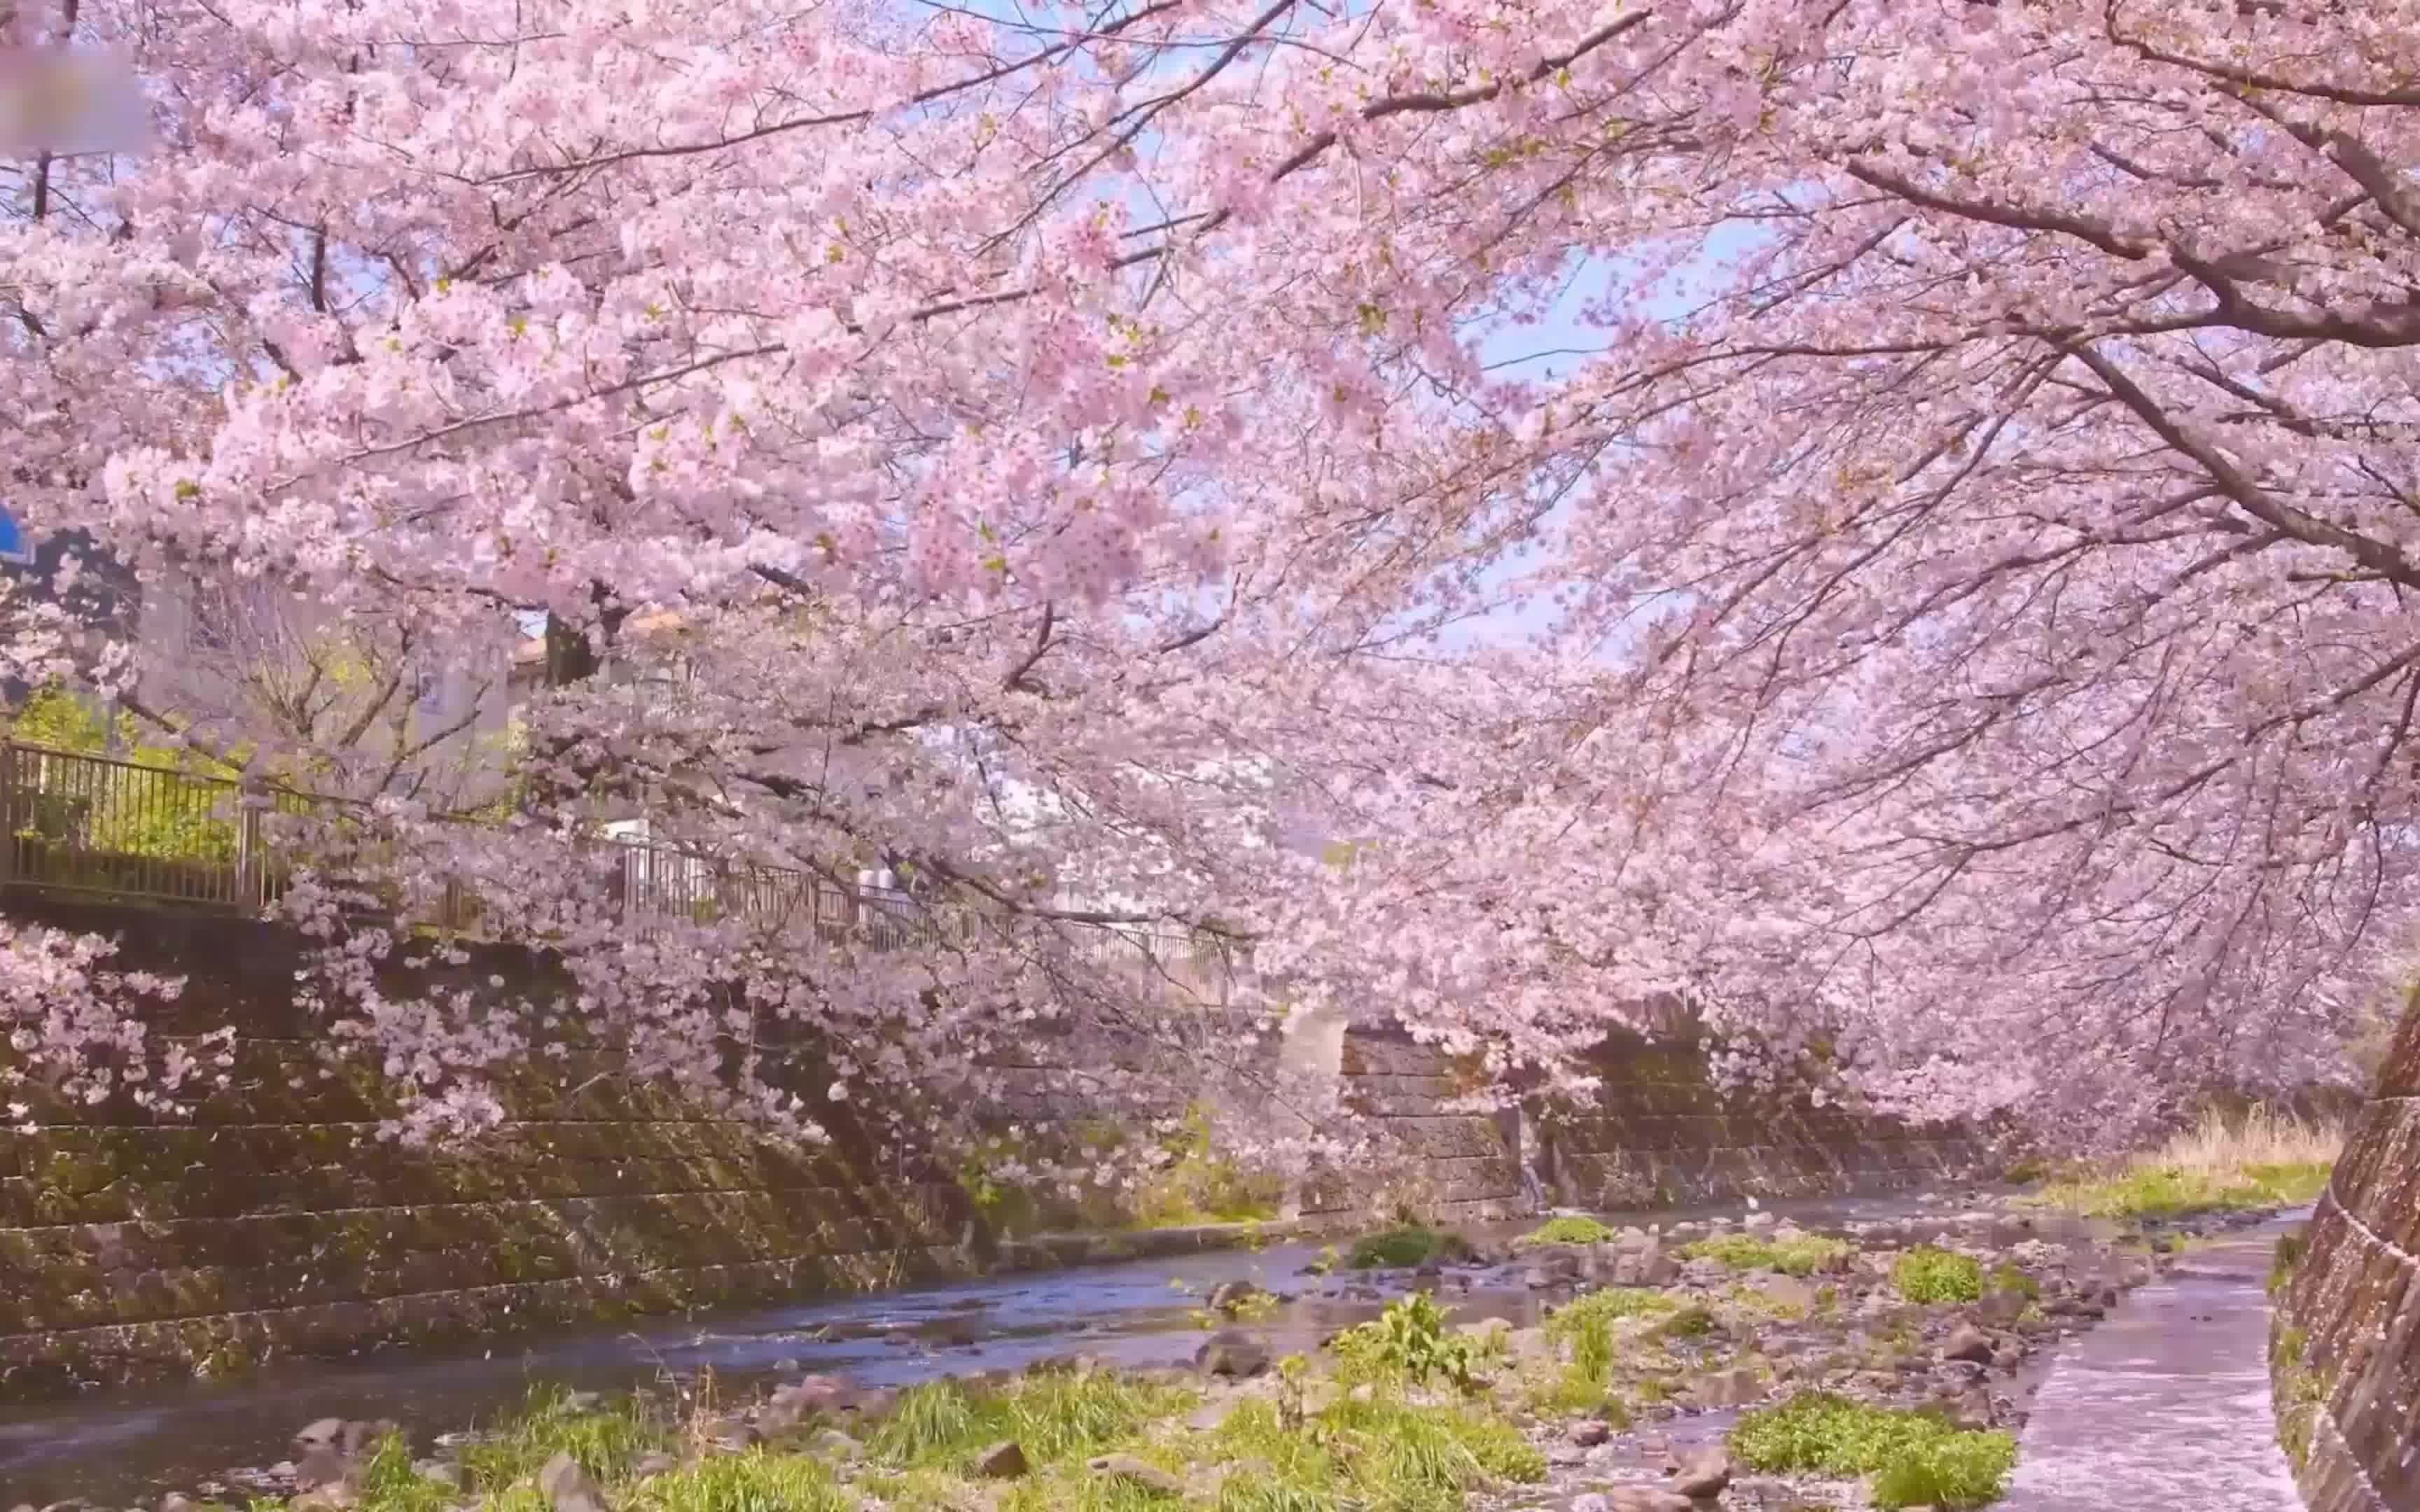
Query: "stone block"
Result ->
[[2274, 988, 2420, 1512]]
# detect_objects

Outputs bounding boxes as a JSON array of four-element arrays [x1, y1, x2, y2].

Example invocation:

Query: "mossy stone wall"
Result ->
[[0, 899, 972, 1403], [0, 895, 1991, 1404], [1309, 1019, 1987, 1219], [2276, 995, 2420, 1512]]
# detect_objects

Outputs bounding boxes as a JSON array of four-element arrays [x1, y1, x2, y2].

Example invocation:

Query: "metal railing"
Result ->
[[0, 741, 1244, 994], [0, 741, 314, 913]]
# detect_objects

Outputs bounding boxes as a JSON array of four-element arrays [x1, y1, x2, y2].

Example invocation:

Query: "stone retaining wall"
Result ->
[[1307, 1021, 1989, 1221], [1, 896, 1989, 1403], [0, 901, 973, 1403], [2276, 995, 2420, 1512]]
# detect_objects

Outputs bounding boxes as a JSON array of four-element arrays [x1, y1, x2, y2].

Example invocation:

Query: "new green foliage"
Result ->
[[450, 1387, 663, 1488], [1680, 1233, 1851, 1276], [1544, 1287, 1676, 1380], [2269, 1230, 2306, 1298], [634, 1452, 854, 1512], [1730, 1392, 2016, 1511], [8, 687, 246, 862], [869, 1371, 1187, 1470], [1344, 1224, 1472, 1270], [1891, 1247, 1984, 1303], [1515, 1215, 1615, 1247], [1329, 1292, 1493, 1391], [1203, 1394, 1544, 1512]]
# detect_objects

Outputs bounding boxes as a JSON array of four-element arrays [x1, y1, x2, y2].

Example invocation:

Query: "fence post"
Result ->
[[235, 782, 263, 909], [0, 742, 14, 886], [0, 740, 14, 885]]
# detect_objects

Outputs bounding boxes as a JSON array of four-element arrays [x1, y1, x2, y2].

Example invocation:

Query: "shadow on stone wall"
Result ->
[[0, 895, 1996, 1404], [2275, 991, 2420, 1512], [0, 899, 974, 1403], [1299, 1018, 1990, 1223]]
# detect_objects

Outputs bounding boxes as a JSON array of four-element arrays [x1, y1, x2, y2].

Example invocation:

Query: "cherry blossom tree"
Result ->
[[1, 0, 2413, 1151], [1239, 0, 2420, 1145]]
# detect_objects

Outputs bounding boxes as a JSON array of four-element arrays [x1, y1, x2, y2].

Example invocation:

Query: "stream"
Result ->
[[0, 1188, 2045, 1506]]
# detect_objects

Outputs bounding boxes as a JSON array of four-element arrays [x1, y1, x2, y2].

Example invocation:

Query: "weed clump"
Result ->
[[1730, 1392, 2016, 1511], [1548, 1287, 1678, 1338], [1204, 1394, 1545, 1510], [351, 1436, 461, 1512], [1330, 1293, 1495, 1390], [1681, 1233, 1851, 1277], [1986, 1261, 2038, 1300], [1891, 1247, 1984, 1304], [2270, 1230, 2307, 1297], [1525, 1290, 1674, 1420], [1345, 1224, 1473, 1269], [452, 1387, 665, 1490], [869, 1371, 1189, 1470], [1516, 1215, 1617, 1247], [635, 1451, 854, 1512], [1868, 1431, 2021, 1510]]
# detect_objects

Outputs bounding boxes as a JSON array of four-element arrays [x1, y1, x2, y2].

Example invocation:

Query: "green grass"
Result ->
[[1539, 1288, 1678, 1385], [1344, 1224, 1472, 1269], [1868, 1431, 2021, 1510], [2023, 1107, 2339, 1220], [449, 1387, 667, 1490], [310, 1353, 1552, 1512], [352, 1435, 463, 1512], [1329, 1293, 1496, 1390], [1891, 1247, 1984, 1304], [1527, 1297, 1661, 1423], [1678, 1233, 1851, 1276], [2033, 1162, 2331, 1219], [337, 1388, 670, 1512], [1174, 1395, 1545, 1512], [1515, 1215, 1616, 1247], [2270, 1323, 2330, 1474], [1730, 1392, 2016, 1511], [868, 1372, 1191, 1471], [1566, 1312, 1615, 1382], [1522, 1368, 1630, 1420], [632, 1452, 855, 1512], [1545, 1287, 1679, 1338], [2269, 1231, 2307, 1298]]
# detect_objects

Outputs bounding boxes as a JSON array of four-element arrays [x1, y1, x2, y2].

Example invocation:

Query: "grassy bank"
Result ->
[[2027, 1108, 2340, 1219], [277, 1364, 1545, 1512]]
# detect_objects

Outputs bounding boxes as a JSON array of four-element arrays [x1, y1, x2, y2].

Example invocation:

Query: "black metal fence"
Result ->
[[0, 741, 1241, 997]]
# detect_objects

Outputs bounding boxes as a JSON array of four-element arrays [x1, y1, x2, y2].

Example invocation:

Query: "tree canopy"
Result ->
[[2, 0, 2413, 1148]]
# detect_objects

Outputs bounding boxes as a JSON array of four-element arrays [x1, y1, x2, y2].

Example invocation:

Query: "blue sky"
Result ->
[[1435, 220, 1766, 652], [387, 6, 1765, 664]]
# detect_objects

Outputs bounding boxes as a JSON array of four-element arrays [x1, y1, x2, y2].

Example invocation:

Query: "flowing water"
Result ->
[[0, 1188, 2040, 1505]]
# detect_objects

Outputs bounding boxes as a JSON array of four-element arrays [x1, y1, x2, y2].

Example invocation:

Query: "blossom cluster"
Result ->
[[2, 0, 2415, 1150]]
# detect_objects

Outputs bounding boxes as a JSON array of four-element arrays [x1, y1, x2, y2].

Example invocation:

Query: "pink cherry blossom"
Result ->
[[0, 0, 2409, 1156]]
